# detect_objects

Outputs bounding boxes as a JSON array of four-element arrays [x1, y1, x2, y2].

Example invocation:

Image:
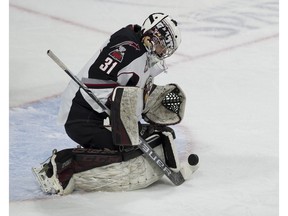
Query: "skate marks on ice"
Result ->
[[180, 0, 278, 38], [167, 0, 278, 66], [9, 0, 278, 73], [9, 96, 73, 201], [9, 3, 112, 36]]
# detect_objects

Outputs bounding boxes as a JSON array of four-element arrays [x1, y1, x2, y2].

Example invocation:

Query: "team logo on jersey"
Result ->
[[109, 41, 140, 63], [109, 45, 126, 62]]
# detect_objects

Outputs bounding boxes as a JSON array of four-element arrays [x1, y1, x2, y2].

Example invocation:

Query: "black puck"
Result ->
[[188, 154, 199, 166]]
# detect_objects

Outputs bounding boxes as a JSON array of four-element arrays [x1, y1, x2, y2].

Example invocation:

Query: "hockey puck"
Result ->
[[188, 154, 199, 166]]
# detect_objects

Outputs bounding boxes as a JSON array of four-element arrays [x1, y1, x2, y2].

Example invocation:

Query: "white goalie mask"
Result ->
[[141, 13, 181, 60]]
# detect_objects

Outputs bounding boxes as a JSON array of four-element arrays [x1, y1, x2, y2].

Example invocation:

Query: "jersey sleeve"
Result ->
[[87, 26, 145, 82]]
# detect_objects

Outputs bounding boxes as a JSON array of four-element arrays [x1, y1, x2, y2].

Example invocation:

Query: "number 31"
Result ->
[[99, 57, 118, 74]]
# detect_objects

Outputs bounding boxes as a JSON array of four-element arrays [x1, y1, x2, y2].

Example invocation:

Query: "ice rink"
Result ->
[[8, 0, 281, 215]]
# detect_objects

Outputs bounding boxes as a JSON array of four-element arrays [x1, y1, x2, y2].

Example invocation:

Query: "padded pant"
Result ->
[[65, 120, 116, 150]]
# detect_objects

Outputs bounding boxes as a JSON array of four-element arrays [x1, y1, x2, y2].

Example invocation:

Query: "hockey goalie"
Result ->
[[32, 12, 199, 195]]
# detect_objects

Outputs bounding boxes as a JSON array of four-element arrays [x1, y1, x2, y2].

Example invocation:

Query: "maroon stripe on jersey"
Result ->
[[84, 83, 119, 89]]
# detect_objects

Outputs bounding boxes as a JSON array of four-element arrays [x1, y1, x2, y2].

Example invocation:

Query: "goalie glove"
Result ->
[[143, 83, 186, 125]]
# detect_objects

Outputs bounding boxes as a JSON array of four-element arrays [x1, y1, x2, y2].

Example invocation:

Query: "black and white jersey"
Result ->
[[57, 25, 166, 124]]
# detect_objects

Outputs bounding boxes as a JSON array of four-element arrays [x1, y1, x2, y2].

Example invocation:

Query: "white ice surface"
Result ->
[[9, 0, 279, 215]]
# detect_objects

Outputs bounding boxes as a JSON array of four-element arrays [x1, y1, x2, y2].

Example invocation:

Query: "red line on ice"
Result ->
[[9, 3, 111, 35], [10, 3, 278, 63], [172, 33, 279, 65], [9, 3, 279, 106]]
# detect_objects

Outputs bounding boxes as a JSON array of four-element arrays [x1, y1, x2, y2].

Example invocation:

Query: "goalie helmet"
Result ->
[[141, 13, 181, 60]]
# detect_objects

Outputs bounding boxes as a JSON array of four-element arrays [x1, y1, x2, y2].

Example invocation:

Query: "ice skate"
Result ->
[[32, 149, 64, 194]]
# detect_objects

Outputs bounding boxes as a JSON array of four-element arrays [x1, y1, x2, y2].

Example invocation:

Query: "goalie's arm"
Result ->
[[47, 50, 110, 114]]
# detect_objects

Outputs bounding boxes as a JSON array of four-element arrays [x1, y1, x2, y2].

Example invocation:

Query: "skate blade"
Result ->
[[32, 166, 59, 194]]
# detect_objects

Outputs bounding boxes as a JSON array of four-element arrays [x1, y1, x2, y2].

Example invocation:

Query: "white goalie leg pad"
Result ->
[[73, 135, 165, 192], [162, 131, 199, 180], [32, 153, 75, 195]]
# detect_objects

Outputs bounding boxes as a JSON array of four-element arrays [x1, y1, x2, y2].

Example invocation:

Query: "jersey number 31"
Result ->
[[99, 57, 118, 74]]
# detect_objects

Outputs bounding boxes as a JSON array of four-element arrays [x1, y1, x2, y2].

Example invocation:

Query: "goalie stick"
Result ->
[[47, 49, 187, 186]]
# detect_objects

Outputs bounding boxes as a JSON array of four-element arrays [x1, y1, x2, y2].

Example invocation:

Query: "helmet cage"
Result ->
[[142, 14, 180, 60]]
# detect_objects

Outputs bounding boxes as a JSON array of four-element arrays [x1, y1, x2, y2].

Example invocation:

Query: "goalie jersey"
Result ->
[[57, 24, 166, 124]]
